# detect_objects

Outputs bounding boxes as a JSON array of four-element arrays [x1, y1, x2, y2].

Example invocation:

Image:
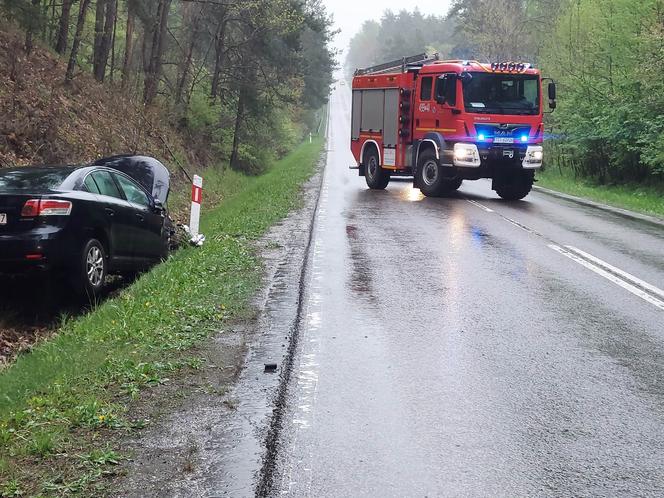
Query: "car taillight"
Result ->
[[21, 199, 72, 217]]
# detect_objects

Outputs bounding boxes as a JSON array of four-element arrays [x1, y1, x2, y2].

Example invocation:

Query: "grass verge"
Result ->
[[537, 168, 664, 219], [0, 137, 324, 496]]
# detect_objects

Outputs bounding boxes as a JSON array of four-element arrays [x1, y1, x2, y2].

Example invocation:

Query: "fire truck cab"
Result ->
[[350, 54, 556, 199]]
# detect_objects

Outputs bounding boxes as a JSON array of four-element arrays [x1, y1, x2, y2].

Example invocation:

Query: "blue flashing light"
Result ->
[[478, 133, 486, 141], [521, 135, 529, 142]]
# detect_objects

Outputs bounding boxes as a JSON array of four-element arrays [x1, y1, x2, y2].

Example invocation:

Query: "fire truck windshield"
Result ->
[[462, 73, 540, 115]]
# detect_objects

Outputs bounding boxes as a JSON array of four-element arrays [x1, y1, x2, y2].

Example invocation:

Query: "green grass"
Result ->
[[537, 167, 664, 219], [0, 138, 323, 496]]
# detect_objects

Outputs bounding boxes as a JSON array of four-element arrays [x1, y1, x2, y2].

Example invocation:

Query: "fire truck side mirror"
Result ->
[[548, 82, 557, 110]]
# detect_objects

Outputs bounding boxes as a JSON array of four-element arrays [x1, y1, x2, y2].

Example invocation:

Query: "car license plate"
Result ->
[[0, 213, 6, 225], [494, 137, 514, 144]]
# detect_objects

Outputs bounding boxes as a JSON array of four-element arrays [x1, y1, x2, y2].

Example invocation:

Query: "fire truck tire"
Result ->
[[364, 149, 390, 190], [444, 178, 463, 191], [416, 149, 449, 197], [495, 173, 533, 200]]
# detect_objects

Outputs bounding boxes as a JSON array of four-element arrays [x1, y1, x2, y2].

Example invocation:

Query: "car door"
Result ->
[[87, 170, 136, 266], [112, 172, 163, 261]]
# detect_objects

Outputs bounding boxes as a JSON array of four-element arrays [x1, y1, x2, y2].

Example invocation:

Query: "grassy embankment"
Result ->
[[0, 137, 324, 496], [537, 168, 664, 219]]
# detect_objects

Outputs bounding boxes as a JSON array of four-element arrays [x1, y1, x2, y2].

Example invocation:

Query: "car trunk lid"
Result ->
[[0, 194, 42, 232]]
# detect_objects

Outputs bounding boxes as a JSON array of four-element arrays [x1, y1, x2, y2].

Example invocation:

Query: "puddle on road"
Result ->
[[345, 224, 374, 296]]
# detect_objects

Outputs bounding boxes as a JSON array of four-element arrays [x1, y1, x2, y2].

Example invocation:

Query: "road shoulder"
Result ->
[[533, 185, 664, 228], [107, 161, 325, 497]]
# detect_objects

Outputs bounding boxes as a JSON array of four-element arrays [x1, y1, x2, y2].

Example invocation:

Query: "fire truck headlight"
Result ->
[[453, 143, 481, 167], [523, 146, 544, 168]]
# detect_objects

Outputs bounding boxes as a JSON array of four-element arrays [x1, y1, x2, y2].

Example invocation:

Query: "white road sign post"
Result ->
[[189, 175, 203, 237]]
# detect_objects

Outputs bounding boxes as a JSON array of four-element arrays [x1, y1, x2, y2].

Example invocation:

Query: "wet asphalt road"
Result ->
[[270, 86, 664, 496]]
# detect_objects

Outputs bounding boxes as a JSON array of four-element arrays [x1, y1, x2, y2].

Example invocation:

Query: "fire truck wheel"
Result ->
[[417, 150, 448, 197], [495, 173, 533, 200], [443, 178, 463, 191], [364, 149, 390, 190]]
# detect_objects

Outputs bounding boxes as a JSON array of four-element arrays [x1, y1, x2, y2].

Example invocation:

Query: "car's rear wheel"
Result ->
[[75, 239, 107, 299]]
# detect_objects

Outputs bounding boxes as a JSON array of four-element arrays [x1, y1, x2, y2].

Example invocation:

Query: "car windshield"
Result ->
[[462, 73, 540, 115], [0, 168, 75, 192]]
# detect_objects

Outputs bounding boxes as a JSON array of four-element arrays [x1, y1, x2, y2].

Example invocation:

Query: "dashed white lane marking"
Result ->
[[463, 194, 664, 311], [564, 245, 664, 301], [466, 199, 494, 212], [549, 244, 664, 311]]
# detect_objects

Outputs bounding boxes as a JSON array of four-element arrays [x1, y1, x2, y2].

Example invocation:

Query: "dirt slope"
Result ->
[[0, 23, 193, 171]]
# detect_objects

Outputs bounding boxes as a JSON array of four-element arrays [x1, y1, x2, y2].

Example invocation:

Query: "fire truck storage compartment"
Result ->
[[351, 88, 400, 148]]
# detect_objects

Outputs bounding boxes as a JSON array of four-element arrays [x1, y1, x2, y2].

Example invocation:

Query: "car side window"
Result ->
[[114, 173, 150, 208], [91, 171, 123, 199], [420, 77, 433, 101], [83, 175, 101, 194]]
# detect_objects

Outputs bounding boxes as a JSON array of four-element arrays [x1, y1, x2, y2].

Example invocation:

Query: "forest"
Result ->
[[0, 0, 335, 174], [345, 0, 664, 186]]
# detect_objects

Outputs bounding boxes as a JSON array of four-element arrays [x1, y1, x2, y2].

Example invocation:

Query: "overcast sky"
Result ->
[[322, 0, 453, 57]]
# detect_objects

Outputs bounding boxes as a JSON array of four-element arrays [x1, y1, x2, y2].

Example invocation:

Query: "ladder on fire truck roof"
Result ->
[[354, 53, 440, 76]]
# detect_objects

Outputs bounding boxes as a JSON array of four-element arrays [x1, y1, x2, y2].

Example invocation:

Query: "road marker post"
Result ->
[[189, 175, 203, 237]]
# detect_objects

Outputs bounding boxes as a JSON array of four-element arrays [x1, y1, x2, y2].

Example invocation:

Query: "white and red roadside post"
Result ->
[[189, 175, 203, 237]]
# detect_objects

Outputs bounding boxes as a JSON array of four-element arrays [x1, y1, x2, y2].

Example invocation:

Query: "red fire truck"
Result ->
[[350, 54, 556, 199]]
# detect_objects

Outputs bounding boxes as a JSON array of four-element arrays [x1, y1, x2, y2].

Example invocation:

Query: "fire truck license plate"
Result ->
[[494, 137, 514, 144], [0, 213, 6, 225]]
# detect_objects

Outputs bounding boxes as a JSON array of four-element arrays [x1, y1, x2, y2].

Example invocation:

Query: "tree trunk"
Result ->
[[24, 0, 41, 55], [42, 0, 50, 40], [92, 0, 106, 79], [92, 0, 116, 81], [175, 35, 195, 104], [210, 18, 227, 100], [65, 0, 92, 83], [121, 9, 135, 88], [143, 0, 171, 105], [109, 4, 117, 81], [230, 89, 246, 170], [49, 0, 56, 44], [97, 0, 117, 81], [55, 0, 73, 54]]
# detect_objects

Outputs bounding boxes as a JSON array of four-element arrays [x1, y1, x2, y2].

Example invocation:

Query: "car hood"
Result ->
[[93, 155, 170, 204]]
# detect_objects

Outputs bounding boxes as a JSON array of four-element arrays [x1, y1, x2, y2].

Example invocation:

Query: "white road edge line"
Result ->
[[564, 245, 664, 300], [548, 244, 664, 311]]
